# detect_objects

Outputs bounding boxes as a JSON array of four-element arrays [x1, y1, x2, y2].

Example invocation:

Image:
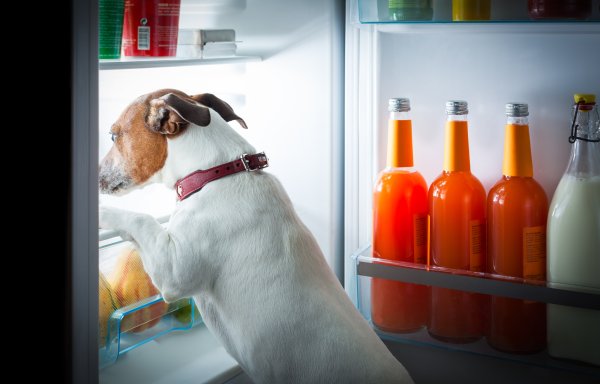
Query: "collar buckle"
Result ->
[[240, 152, 269, 172]]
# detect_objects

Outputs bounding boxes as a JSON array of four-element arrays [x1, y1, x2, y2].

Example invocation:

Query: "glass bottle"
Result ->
[[547, 94, 600, 365], [452, 0, 491, 21], [371, 98, 430, 333], [487, 103, 547, 353], [528, 0, 592, 20], [388, 0, 433, 21], [428, 100, 487, 343]]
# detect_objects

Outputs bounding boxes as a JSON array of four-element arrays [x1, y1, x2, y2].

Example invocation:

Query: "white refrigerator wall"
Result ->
[[344, 16, 600, 299], [99, 0, 344, 278], [375, 28, 600, 197]]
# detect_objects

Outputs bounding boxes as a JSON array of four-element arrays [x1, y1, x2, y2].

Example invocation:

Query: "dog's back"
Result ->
[[180, 171, 413, 383]]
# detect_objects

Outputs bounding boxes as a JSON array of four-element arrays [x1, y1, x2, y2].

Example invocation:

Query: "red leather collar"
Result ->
[[174, 153, 269, 201]]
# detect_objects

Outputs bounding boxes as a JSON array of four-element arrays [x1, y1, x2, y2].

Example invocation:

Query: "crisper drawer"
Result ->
[[351, 245, 600, 378], [98, 226, 201, 368]]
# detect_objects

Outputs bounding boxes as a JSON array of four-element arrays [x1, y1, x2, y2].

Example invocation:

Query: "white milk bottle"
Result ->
[[547, 94, 600, 365]]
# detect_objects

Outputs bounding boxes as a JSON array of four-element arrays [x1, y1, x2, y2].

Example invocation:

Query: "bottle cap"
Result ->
[[505, 103, 529, 117], [570, 93, 600, 143], [574, 94, 596, 104], [389, 98, 411, 112], [446, 100, 468, 115]]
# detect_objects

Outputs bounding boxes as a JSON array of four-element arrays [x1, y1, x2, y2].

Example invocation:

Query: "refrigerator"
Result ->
[[69, 0, 600, 382]]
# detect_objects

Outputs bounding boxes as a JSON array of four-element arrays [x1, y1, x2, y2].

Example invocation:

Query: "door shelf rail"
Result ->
[[353, 247, 600, 310]]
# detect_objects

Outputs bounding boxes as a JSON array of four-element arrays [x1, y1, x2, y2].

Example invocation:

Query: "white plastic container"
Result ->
[[176, 29, 237, 58]]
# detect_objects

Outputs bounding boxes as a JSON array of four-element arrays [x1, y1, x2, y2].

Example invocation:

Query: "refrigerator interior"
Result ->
[[344, 0, 600, 381], [97, 0, 344, 381], [89, 0, 600, 381], [100, 0, 344, 276]]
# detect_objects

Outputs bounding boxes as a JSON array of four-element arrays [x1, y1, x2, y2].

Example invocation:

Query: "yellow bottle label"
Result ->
[[523, 226, 546, 280], [443, 120, 471, 172], [387, 119, 414, 168], [502, 124, 533, 177], [413, 214, 428, 264], [470, 220, 484, 272]]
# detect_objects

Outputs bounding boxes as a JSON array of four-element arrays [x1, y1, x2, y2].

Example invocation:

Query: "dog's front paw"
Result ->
[[99, 206, 137, 243], [99, 205, 125, 230], [116, 230, 134, 243]]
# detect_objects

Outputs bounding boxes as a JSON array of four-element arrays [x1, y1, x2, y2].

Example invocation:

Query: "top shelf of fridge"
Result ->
[[98, 55, 261, 71], [357, 0, 600, 25]]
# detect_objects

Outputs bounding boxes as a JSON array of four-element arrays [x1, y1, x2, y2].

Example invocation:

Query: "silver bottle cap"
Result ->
[[446, 100, 468, 115], [389, 98, 411, 112], [505, 103, 529, 117]]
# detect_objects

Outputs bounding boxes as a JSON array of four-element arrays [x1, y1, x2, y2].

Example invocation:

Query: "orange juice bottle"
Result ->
[[428, 100, 486, 343], [487, 103, 548, 353], [372, 98, 430, 333]]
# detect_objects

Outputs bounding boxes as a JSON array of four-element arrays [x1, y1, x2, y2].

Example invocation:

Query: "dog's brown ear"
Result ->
[[191, 93, 248, 129], [147, 93, 212, 134]]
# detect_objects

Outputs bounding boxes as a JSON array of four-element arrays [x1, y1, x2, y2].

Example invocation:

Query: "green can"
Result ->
[[99, 0, 125, 59]]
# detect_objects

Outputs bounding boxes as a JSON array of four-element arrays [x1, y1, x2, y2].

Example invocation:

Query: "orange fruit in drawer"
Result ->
[[109, 247, 168, 333], [99, 271, 117, 347]]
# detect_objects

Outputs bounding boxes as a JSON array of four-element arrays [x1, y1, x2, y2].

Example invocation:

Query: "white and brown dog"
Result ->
[[99, 89, 413, 384]]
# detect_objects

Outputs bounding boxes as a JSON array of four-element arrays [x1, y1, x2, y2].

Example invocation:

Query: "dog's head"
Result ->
[[99, 89, 247, 195]]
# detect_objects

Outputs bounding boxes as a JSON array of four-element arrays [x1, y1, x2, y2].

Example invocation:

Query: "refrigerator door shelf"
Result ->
[[353, 246, 600, 305], [351, 245, 600, 376], [357, 0, 600, 24]]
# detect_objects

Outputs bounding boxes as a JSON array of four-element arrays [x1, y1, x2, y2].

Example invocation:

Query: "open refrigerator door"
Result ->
[[344, 0, 600, 381]]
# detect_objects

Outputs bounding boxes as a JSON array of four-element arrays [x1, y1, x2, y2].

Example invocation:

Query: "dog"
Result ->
[[99, 89, 414, 384]]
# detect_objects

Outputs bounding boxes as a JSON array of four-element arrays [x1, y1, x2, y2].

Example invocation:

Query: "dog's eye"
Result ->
[[110, 132, 117, 142]]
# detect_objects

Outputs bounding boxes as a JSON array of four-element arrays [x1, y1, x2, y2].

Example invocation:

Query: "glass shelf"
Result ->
[[99, 55, 261, 70], [358, 0, 600, 24], [351, 244, 600, 377], [354, 249, 600, 308]]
